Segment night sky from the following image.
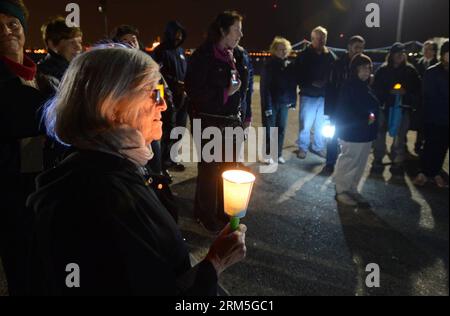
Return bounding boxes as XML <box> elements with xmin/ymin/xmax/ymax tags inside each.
<box><xmin>25</xmin><ymin>0</ymin><xmax>449</xmax><ymax>50</ymax></box>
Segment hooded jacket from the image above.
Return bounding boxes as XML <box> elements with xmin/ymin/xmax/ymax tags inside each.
<box><xmin>27</xmin><ymin>150</ymin><xmax>218</xmax><ymax>296</ymax></box>
<box><xmin>152</xmin><ymin>21</ymin><xmax>187</xmax><ymax>92</ymax></box>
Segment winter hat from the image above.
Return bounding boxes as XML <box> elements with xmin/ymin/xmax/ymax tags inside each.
<box><xmin>390</xmin><ymin>42</ymin><xmax>406</xmax><ymax>54</ymax></box>
<box><xmin>0</xmin><ymin>0</ymin><xmax>27</xmax><ymax>31</ymax></box>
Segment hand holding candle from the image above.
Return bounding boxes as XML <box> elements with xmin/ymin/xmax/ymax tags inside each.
<box><xmin>222</xmin><ymin>170</ymin><xmax>256</xmax><ymax>231</ymax></box>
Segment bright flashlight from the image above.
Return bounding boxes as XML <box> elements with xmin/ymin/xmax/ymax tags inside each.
<box><xmin>322</xmin><ymin>124</ymin><xmax>336</xmax><ymax>139</ymax></box>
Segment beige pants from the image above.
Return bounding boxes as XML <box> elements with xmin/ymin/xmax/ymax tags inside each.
<box><xmin>334</xmin><ymin>141</ymin><xmax>372</xmax><ymax>195</ymax></box>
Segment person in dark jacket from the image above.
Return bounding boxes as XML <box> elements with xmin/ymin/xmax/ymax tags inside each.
<box><xmin>260</xmin><ymin>37</ymin><xmax>297</xmax><ymax>164</ymax></box>
<box><xmin>334</xmin><ymin>54</ymin><xmax>379</xmax><ymax>206</ymax></box>
<box><xmin>152</xmin><ymin>21</ymin><xmax>188</xmax><ymax>172</ymax></box>
<box><xmin>372</xmin><ymin>43</ymin><xmax>421</xmax><ymax>173</ymax></box>
<box><xmin>413</xmin><ymin>40</ymin><xmax>439</xmax><ymax>155</ymax></box>
<box><xmin>414</xmin><ymin>41</ymin><xmax>449</xmax><ymax>188</ymax></box>
<box><xmin>28</xmin><ymin>47</ymin><xmax>247</xmax><ymax>296</ymax></box>
<box><xmin>324</xmin><ymin>35</ymin><xmax>366</xmax><ymax>173</ymax></box>
<box><xmin>185</xmin><ymin>11</ymin><xmax>249</xmax><ymax>233</ymax></box>
<box><xmin>238</xmin><ymin>45</ymin><xmax>254</xmax><ymax>126</ymax></box>
<box><xmin>295</xmin><ymin>26</ymin><xmax>337</xmax><ymax>160</ymax></box>
<box><xmin>38</xmin><ymin>17</ymin><xmax>83</xmax><ymax>169</ymax></box>
<box><xmin>0</xmin><ymin>0</ymin><xmax>49</xmax><ymax>295</ymax></box>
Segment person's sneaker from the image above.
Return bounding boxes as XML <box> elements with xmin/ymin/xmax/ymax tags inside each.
<box><xmin>278</xmin><ymin>157</ymin><xmax>286</xmax><ymax>164</ymax></box>
<box><xmin>296</xmin><ymin>149</ymin><xmax>307</xmax><ymax>159</ymax></box>
<box><xmin>413</xmin><ymin>173</ymin><xmax>428</xmax><ymax>186</ymax></box>
<box><xmin>311</xmin><ymin>149</ymin><xmax>327</xmax><ymax>159</ymax></box>
<box><xmin>434</xmin><ymin>175</ymin><xmax>448</xmax><ymax>188</ymax></box>
<box><xmin>260</xmin><ymin>158</ymin><xmax>275</xmax><ymax>165</ymax></box>
<box><xmin>336</xmin><ymin>193</ymin><xmax>358</xmax><ymax>206</ymax></box>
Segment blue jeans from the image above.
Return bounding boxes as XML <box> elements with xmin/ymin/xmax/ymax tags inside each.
<box><xmin>298</xmin><ymin>96</ymin><xmax>326</xmax><ymax>152</ymax></box>
<box><xmin>266</xmin><ymin>103</ymin><xmax>289</xmax><ymax>157</ymax></box>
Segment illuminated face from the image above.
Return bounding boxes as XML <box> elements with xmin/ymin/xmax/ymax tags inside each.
<box><xmin>221</xmin><ymin>20</ymin><xmax>243</xmax><ymax>49</ymax></box>
<box><xmin>311</xmin><ymin>31</ymin><xmax>327</xmax><ymax>50</ymax></box>
<box><xmin>136</xmin><ymin>85</ymin><xmax>168</xmax><ymax>144</ymax></box>
<box><xmin>53</xmin><ymin>36</ymin><xmax>83</xmax><ymax>62</ymax></box>
<box><xmin>348</xmin><ymin>42</ymin><xmax>365</xmax><ymax>58</ymax></box>
<box><xmin>120</xmin><ymin>33</ymin><xmax>140</xmax><ymax>50</ymax></box>
<box><xmin>0</xmin><ymin>13</ymin><xmax>25</xmax><ymax>59</ymax></box>
<box><xmin>274</xmin><ymin>43</ymin><xmax>290</xmax><ymax>59</ymax></box>
<box><xmin>357</xmin><ymin>63</ymin><xmax>372</xmax><ymax>82</ymax></box>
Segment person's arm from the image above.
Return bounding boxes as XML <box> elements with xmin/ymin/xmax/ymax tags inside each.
<box><xmin>260</xmin><ymin>62</ymin><xmax>273</xmax><ymax>116</ymax></box>
<box><xmin>244</xmin><ymin>54</ymin><xmax>255</xmax><ymax>123</ymax></box>
<box><xmin>373</xmin><ymin>67</ymin><xmax>389</xmax><ymax>106</ymax></box>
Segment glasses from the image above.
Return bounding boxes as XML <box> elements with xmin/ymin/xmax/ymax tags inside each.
<box><xmin>151</xmin><ymin>84</ymin><xmax>165</xmax><ymax>105</ymax></box>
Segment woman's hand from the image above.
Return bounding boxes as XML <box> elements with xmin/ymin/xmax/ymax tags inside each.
<box><xmin>205</xmin><ymin>224</ymin><xmax>247</xmax><ymax>276</ymax></box>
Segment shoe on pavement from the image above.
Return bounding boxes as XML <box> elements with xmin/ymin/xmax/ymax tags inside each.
<box><xmin>434</xmin><ymin>175</ymin><xmax>448</xmax><ymax>188</ymax></box>
<box><xmin>260</xmin><ymin>158</ymin><xmax>275</xmax><ymax>165</ymax></box>
<box><xmin>296</xmin><ymin>149</ymin><xmax>307</xmax><ymax>159</ymax></box>
<box><xmin>336</xmin><ymin>193</ymin><xmax>358</xmax><ymax>206</ymax></box>
<box><xmin>278</xmin><ymin>157</ymin><xmax>286</xmax><ymax>164</ymax></box>
<box><xmin>413</xmin><ymin>173</ymin><xmax>428</xmax><ymax>186</ymax></box>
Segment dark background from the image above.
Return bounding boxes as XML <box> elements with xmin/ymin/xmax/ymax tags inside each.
<box><xmin>25</xmin><ymin>0</ymin><xmax>449</xmax><ymax>50</ymax></box>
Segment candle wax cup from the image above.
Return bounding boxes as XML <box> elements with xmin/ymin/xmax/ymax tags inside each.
<box><xmin>222</xmin><ymin>170</ymin><xmax>256</xmax><ymax>219</ymax></box>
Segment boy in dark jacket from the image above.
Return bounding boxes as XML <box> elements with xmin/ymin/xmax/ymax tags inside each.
<box><xmin>334</xmin><ymin>54</ymin><xmax>379</xmax><ymax>206</ymax></box>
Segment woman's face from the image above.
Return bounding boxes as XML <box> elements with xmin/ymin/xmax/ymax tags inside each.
<box><xmin>274</xmin><ymin>43</ymin><xmax>289</xmax><ymax>59</ymax></box>
<box><xmin>135</xmin><ymin>85</ymin><xmax>168</xmax><ymax>144</ymax></box>
<box><xmin>0</xmin><ymin>14</ymin><xmax>25</xmax><ymax>58</ymax></box>
<box><xmin>357</xmin><ymin>64</ymin><xmax>372</xmax><ymax>82</ymax></box>
<box><xmin>221</xmin><ymin>20</ymin><xmax>243</xmax><ymax>49</ymax></box>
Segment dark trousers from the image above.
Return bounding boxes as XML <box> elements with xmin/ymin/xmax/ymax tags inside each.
<box><xmin>0</xmin><ymin>173</ymin><xmax>36</xmax><ymax>296</ymax></box>
<box><xmin>421</xmin><ymin>124</ymin><xmax>449</xmax><ymax>177</ymax></box>
<box><xmin>265</xmin><ymin>104</ymin><xmax>289</xmax><ymax>157</ymax></box>
<box><xmin>326</xmin><ymin>132</ymin><xmax>340</xmax><ymax>167</ymax></box>
<box><xmin>161</xmin><ymin>98</ymin><xmax>188</xmax><ymax>168</ymax></box>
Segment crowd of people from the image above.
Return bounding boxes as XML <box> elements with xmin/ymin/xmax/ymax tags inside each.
<box><xmin>0</xmin><ymin>0</ymin><xmax>448</xmax><ymax>296</ymax></box>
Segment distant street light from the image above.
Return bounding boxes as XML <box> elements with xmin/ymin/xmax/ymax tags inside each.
<box><xmin>98</xmin><ymin>0</ymin><xmax>109</xmax><ymax>38</ymax></box>
<box><xmin>396</xmin><ymin>0</ymin><xmax>405</xmax><ymax>42</ymax></box>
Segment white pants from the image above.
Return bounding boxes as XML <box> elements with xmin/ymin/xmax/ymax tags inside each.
<box><xmin>334</xmin><ymin>141</ymin><xmax>372</xmax><ymax>195</ymax></box>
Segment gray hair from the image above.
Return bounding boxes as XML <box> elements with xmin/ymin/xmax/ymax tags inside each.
<box><xmin>45</xmin><ymin>46</ymin><xmax>160</xmax><ymax>145</ymax></box>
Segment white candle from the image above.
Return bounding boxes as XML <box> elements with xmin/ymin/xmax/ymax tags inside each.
<box><xmin>222</xmin><ymin>170</ymin><xmax>256</xmax><ymax>219</ymax></box>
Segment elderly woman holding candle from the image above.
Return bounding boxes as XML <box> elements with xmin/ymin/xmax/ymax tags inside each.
<box><xmin>27</xmin><ymin>47</ymin><xmax>247</xmax><ymax>296</ymax></box>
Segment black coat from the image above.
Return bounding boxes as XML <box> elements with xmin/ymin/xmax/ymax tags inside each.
<box><xmin>185</xmin><ymin>42</ymin><xmax>249</xmax><ymax>120</ymax></box>
<box><xmin>415</xmin><ymin>57</ymin><xmax>439</xmax><ymax>77</ymax></box>
<box><xmin>152</xmin><ymin>21</ymin><xmax>188</xmax><ymax>97</ymax></box>
<box><xmin>37</xmin><ymin>50</ymin><xmax>70</xmax><ymax>96</ymax></box>
<box><xmin>325</xmin><ymin>54</ymin><xmax>352</xmax><ymax>116</ymax></box>
<box><xmin>27</xmin><ymin>150</ymin><xmax>218</xmax><ymax>296</ymax></box>
<box><xmin>295</xmin><ymin>45</ymin><xmax>337</xmax><ymax>98</ymax></box>
<box><xmin>423</xmin><ymin>63</ymin><xmax>449</xmax><ymax>127</ymax></box>
<box><xmin>0</xmin><ymin>59</ymin><xmax>47</xmax><ymax>175</ymax></box>
<box><xmin>260</xmin><ymin>56</ymin><xmax>297</xmax><ymax>111</ymax></box>
<box><xmin>335</xmin><ymin>78</ymin><xmax>380</xmax><ymax>143</ymax></box>
<box><xmin>373</xmin><ymin>62</ymin><xmax>421</xmax><ymax>111</ymax></box>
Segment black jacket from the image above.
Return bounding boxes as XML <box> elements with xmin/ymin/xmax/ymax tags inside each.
<box><xmin>415</xmin><ymin>57</ymin><xmax>439</xmax><ymax>77</ymax></box>
<box><xmin>152</xmin><ymin>21</ymin><xmax>187</xmax><ymax>98</ymax></box>
<box><xmin>423</xmin><ymin>63</ymin><xmax>449</xmax><ymax>127</ymax></box>
<box><xmin>335</xmin><ymin>78</ymin><xmax>380</xmax><ymax>143</ymax></box>
<box><xmin>37</xmin><ymin>50</ymin><xmax>70</xmax><ymax>96</ymax></box>
<box><xmin>373</xmin><ymin>62</ymin><xmax>421</xmax><ymax>111</ymax></box>
<box><xmin>239</xmin><ymin>46</ymin><xmax>254</xmax><ymax>122</ymax></box>
<box><xmin>0</xmin><ymin>59</ymin><xmax>47</xmax><ymax>176</ymax></box>
<box><xmin>185</xmin><ymin>42</ymin><xmax>249</xmax><ymax>121</ymax></box>
<box><xmin>295</xmin><ymin>45</ymin><xmax>337</xmax><ymax>98</ymax></box>
<box><xmin>325</xmin><ymin>53</ymin><xmax>352</xmax><ymax>116</ymax></box>
<box><xmin>260</xmin><ymin>56</ymin><xmax>297</xmax><ymax>111</ymax></box>
<box><xmin>27</xmin><ymin>150</ymin><xmax>218</xmax><ymax>296</ymax></box>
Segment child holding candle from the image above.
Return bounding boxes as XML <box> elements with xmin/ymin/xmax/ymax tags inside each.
<box><xmin>334</xmin><ymin>54</ymin><xmax>380</xmax><ymax>206</ymax></box>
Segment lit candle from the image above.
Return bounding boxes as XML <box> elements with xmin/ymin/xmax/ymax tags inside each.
<box><xmin>393</xmin><ymin>83</ymin><xmax>402</xmax><ymax>90</ymax></box>
<box><xmin>222</xmin><ymin>170</ymin><xmax>256</xmax><ymax>231</ymax></box>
